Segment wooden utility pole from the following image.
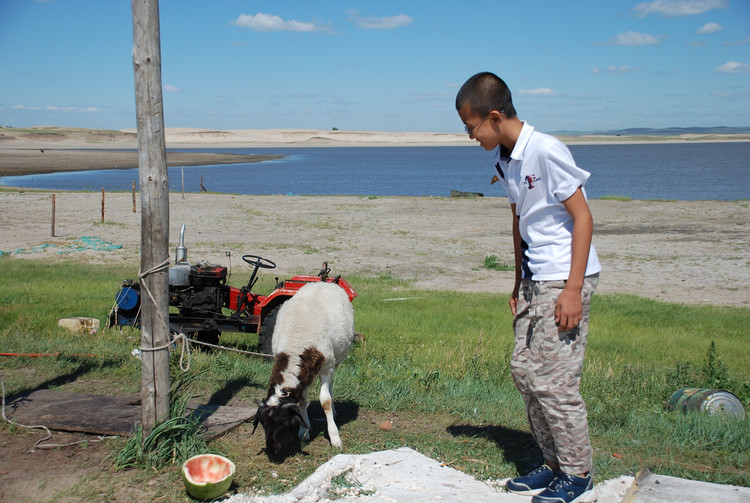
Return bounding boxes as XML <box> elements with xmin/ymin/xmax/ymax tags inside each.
<box><xmin>131</xmin><ymin>0</ymin><xmax>170</xmax><ymax>431</ymax></box>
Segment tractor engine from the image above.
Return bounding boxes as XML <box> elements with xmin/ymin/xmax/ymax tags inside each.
<box><xmin>170</xmin><ymin>261</ymin><xmax>228</xmax><ymax>319</ymax></box>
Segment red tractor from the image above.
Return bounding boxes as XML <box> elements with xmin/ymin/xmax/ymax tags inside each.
<box><xmin>108</xmin><ymin>225</ymin><xmax>356</xmax><ymax>354</ymax></box>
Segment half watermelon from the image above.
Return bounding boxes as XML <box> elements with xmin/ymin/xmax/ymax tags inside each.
<box><xmin>181</xmin><ymin>454</ymin><xmax>235</xmax><ymax>500</ymax></box>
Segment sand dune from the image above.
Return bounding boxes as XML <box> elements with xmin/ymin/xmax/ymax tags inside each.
<box><xmin>3</xmin><ymin>125</ymin><xmax>746</xmax><ymax>151</ymax></box>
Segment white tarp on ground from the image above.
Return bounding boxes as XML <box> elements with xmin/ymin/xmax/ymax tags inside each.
<box><xmin>224</xmin><ymin>447</ymin><xmax>637</xmax><ymax>503</ymax></box>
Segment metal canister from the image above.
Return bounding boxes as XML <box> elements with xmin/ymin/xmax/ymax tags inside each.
<box><xmin>668</xmin><ymin>388</ymin><xmax>746</xmax><ymax>419</ymax></box>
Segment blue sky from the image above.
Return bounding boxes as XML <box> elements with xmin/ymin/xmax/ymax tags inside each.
<box><xmin>1</xmin><ymin>0</ymin><xmax>748</xmax><ymax>133</ymax></box>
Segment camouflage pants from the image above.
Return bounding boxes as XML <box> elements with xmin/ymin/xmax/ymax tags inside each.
<box><xmin>510</xmin><ymin>274</ymin><xmax>599</xmax><ymax>475</ymax></box>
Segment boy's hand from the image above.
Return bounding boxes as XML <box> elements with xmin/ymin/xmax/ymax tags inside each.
<box><xmin>509</xmin><ymin>293</ymin><xmax>519</xmax><ymax>315</ymax></box>
<box><xmin>509</xmin><ymin>283</ymin><xmax>520</xmax><ymax>315</ymax></box>
<box><xmin>555</xmin><ymin>286</ymin><xmax>582</xmax><ymax>331</ymax></box>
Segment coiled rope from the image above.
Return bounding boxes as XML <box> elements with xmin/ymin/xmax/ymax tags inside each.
<box><xmin>139</xmin><ymin>332</ymin><xmax>272</xmax><ymax>372</ymax></box>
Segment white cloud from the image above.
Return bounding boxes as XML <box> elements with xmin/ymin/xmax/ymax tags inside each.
<box><xmin>723</xmin><ymin>36</ymin><xmax>750</xmax><ymax>46</ymax></box>
<box><xmin>697</xmin><ymin>22</ymin><xmax>722</xmax><ymax>34</ymax></box>
<box><xmin>633</xmin><ymin>0</ymin><xmax>728</xmax><ymax>18</ymax></box>
<box><xmin>44</xmin><ymin>106</ymin><xmax>100</xmax><ymax>113</ymax></box>
<box><xmin>712</xmin><ymin>90</ymin><xmax>750</xmax><ymax>97</ymax></box>
<box><xmin>715</xmin><ymin>61</ymin><xmax>750</xmax><ymax>74</ymax></box>
<box><xmin>605</xmin><ymin>31</ymin><xmax>665</xmax><ymax>46</ymax></box>
<box><xmin>591</xmin><ymin>65</ymin><xmax>642</xmax><ymax>75</ymax></box>
<box><xmin>231</xmin><ymin>13</ymin><xmax>330</xmax><ymax>33</ymax></box>
<box><xmin>164</xmin><ymin>84</ymin><xmax>183</xmax><ymax>93</ymax></box>
<box><xmin>12</xmin><ymin>105</ymin><xmax>40</xmax><ymax>110</ymax></box>
<box><xmin>406</xmin><ymin>90</ymin><xmax>451</xmax><ymax>103</ymax></box>
<box><xmin>518</xmin><ymin>88</ymin><xmax>556</xmax><ymax>97</ymax></box>
<box><xmin>347</xmin><ymin>11</ymin><xmax>413</xmax><ymax>30</ymax></box>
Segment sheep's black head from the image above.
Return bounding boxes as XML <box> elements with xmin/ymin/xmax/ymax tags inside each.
<box><xmin>252</xmin><ymin>398</ymin><xmax>308</xmax><ymax>456</ymax></box>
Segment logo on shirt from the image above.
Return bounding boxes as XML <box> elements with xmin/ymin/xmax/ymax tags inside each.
<box><xmin>524</xmin><ymin>174</ymin><xmax>541</xmax><ymax>189</ymax></box>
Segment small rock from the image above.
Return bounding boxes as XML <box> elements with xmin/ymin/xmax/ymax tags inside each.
<box><xmin>58</xmin><ymin>317</ymin><xmax>100</xmax><ymax>333</ymax></box>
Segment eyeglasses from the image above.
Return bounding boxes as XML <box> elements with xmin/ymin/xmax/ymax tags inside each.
<box><xmin>464</xmin><ymin>110</ymin><xmax>502</xmax><ymax>136</ymax></box>
<box><xmin>464</xmin><ymin>113</ymin><xmax>489</xmax><ymax>136</ymax></box>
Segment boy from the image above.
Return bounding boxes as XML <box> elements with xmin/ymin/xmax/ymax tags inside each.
<box><xmin>455</xmin><ymin>72</ymin><xmax>601</xmax><ymax>503</ymax></box>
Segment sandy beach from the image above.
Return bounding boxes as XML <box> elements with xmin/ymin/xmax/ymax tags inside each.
<box><xmin>1</xmin><ymin>127</ymin><xmax>748</xmax><ymax>307</ymax></box>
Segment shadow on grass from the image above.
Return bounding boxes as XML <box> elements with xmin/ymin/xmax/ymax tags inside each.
<box><xmin>8</xmin><ymin>354</ymin><xmax>124</xmax><ymax>397</ymax></box>
<box><xmin>3</xmin><ymin>355</ymin><xmax>129</xmax><ymax>426</ymax></box>
<box><xmin>447</xmin><ymin>423</ymin><xmax>540</xmax><ymax>472</ymax></box>
<box><xmin>205</xmin><ymin>376</ymin><xmax>266</xmax><ymax>406</ymax></box>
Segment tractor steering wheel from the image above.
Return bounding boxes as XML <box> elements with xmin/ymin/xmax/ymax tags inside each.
<box><xmin>241</xmin><ymin>254</ymin><xmax>276</xmax><ymax>270</ymax></box>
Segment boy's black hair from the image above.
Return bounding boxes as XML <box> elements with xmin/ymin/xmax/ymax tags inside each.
<box><xmin>455</xmin><ymin>72</ymin><xmax>517</xmax><ymax>119</ymax></box>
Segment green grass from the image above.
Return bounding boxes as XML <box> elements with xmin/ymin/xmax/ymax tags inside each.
<box><xmin>114</xmin><ymin>373</ymin><xmax>216</xmax><ymax>470</ymax></box>
<box><xmin>598</xmin><ymin>195</ymin><xmax>632</xmax><ymax>202</ymax></box>
<box><xmin>1</xmin><ymin>258</ymin><xmax>748</xmax><ymax>500</ymax></box>
<box><xmin>483</xmin><ymin>254</ymin><xmax>514</xmax><ymax>271</ymax></box>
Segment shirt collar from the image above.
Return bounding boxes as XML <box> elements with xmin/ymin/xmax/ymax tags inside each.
<box><xmin>509</xmin><ymin>121</ymin><xmax>534</xmax><ymax>161</ymax></box>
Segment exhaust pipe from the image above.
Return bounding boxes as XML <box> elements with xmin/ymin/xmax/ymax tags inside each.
<box><xmin>175</xmin><ymin>224</ymin><xmax>187</xmax><ymax>264</ymax></box>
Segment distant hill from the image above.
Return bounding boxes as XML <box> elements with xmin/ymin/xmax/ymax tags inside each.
<box><xmin>550</xmin><ymin>126</ymin><xmax>750</xmax><ymax>136</ymax></box>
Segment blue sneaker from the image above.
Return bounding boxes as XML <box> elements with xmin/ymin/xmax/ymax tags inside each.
<box><xmin>505</xmin><ymin>464</ymin><xmax>556</xmax><ymax>495</ymax></box>
<box><xmin>531</xmin><ymin>472</ymin><xmax>593</xmax><ymax>503</ymax></box>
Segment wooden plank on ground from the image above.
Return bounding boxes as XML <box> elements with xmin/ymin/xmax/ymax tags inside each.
<box><xmin>187</xmin><ymin>403</ymin><xmax>258</xmax><ymax>440</ymax></box>
<box><xmin>4</xmin><ymin>390</ymin><xmax>256</xmax><ymax>440</ymax></box>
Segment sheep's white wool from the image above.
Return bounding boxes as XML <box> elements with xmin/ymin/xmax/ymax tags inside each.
<box><xmin>262</xmin><ymin>281</ymin><xmax>355</xmax><ymax>450</ymax></box>
<box><xmin>272</xmin><ymin>281</ymin><xmax>354</xmax><ymax>365</ymax></box>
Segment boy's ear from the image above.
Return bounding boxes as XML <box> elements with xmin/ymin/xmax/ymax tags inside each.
<box><xmin>490</xmin><ymin>110</ymin><xmax>504</xmax><ymax>122</ymax></box>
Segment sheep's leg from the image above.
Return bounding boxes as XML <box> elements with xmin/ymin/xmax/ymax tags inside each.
<box><xmin>319</xmin><ymin>372</ymin><xmax>342</xmax><ymax>448</ymax></box>
<box><xmin>298</xmin><ymin>389</ymin><xmax>311</xmax><ymax>443</ymax></box>
<box><xmin>329</xmin><ymin>379</ymin><xmax>337</xmax><ymax>418</ymax></box>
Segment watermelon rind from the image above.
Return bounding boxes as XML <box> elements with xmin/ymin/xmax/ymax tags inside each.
<box><xmin>182</xmin><ymin>454</ymin><xmax>235</xmax><ymax>500</ymax></box>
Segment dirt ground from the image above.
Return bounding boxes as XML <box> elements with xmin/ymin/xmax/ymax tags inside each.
<box><xmin>0</xmin><ymin>429</ymin><xmax>116</xmax><ymax>502</ymax></box>
<box><xmin>1</xmin><ymin>137</ymin><xmax>749</xmax><ymax>501</ymax></box>
<box><xmin>1</xmin><ymin>190</ymin><xmax>748</xmax><ymax>307</ymax></box>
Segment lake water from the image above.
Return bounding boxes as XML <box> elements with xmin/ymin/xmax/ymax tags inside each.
<box><xmin>2</xmin><ymin>142</ymin><xmax>748</xmax><ymax>201</ymax></box>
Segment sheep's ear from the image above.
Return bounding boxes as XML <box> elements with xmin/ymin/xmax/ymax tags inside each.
<box><xmin>252</xmin><ymin>400</ymin><xmax>267</xmax><ymax>434</ymax></box>
<box><xmin>282</xmin><ymin>402</ymin><xmax>311</xmax><ymax>430</ymax></box>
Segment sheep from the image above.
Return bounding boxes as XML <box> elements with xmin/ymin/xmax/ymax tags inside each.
<box><xmin>252</xmin><ymin>281</ymin><xmax>355</xmax><ymax>455</ymax></box>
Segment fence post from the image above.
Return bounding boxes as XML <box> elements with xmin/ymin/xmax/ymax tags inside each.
<box><xmin>51</xmin><ymin>194</ymin><xmax>56</xmax><ymax>237</ymax></box>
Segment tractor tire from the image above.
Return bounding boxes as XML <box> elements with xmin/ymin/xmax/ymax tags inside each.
<box><xmin>258</xmin><ymin>305</ymin><xmax>281</xmax><ymax>359</ymax></box>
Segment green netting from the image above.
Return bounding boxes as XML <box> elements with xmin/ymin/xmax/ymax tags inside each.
<box><xmin>1</xmin><ymin>236</ymin><xmax>123</xmax><ymax>256</ymax></box>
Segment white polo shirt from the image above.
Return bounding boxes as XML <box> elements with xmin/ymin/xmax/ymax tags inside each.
<box><xmin>494</xmin><ymin>122</ymin><xmax>601</xmax><ymax>281</ymax></box>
